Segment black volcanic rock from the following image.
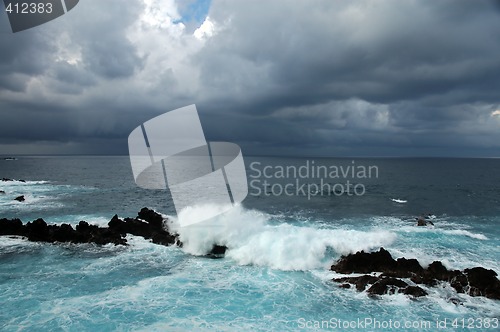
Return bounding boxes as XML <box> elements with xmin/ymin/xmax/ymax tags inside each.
<box><xmin>0</xmin><ymin>208</ymin><xmax>233</xmax><ymax>258</ymax></box>
<box><xmin>403</xmin><ymin>286</ymin><xmax>428</xmax><ymax>297</ymax></box>
<box><xmin>0</xmin><ymin>218</ymin><xmax>24</xmax><ymax>235</ymax></box>
<box><xmin>394</xmin><ymin>257</ymin><xmax>425</xmax><ymax>275</ymax></box>
<box><xmin>367</xmin><ymin>277</ymin><xmax>409</xmax><ymax>296</ymax></box>
<box><xmin>25</xmin><ymin>218</ymin><xmax>49</xmax><ymax>241</ymax></box>
<box><xmin>333</xmin><ymin>275</ymin><xmax>379</xmax><ymax>291</ymax></box>
<box><xmin>0</xmin><ymin>190</ymin><xmax>5</xmax><ymax>194</ymax></box>
<box><xmin>206</xmin><ymin>244</ymin><xmax>227</xmax><ymax>259</ymax></box>
<box><xmin>107</xmin><ymin>210</ymin><xmax>177</xmax><ymax>246</ymax></box>
<box><xmin>0</xmin><ymin>208</ymin><xmax>178</xmax><ymax>247</ymax></box>
<box><xmin>330</xmin><ymin>247</ymin><xmax>396</xmax><ymax>274</ymax></box>
<box><xmin>334</xmin><ymin>274</ymin><xmax>428</xmax><ymax>298</ymax></box>
<box><xmin>138</xmin><ymin>207</ymin><xmax>164</xmax><ymax>228</ymax></box>
<box><xmin>331</xmin><ymin>248</ymin><xmax>500</xmax><ymax>300</ymax></box>
<box><xmin>1</xmin><ymin>178</ymin><xmax>25</xmax><ymax>182</ymax></box>
<box><xmin>52</xmin><ymin>223</ymin><xmax>76</xmax><ymax>242</ymax></box>
<box><xmin>463</xmin><ymin>267</ymin><xmax>500</xmax><ymax>300</ymax></box>
<box><xmin>331</xmin><ymin>248</ymin><xmax>426</xmax><ymax>278</ymax></box>
<box><xmin>14</xmin><ymin>195</ymin><xmax>25</xmax><ymax>202</ymax></box>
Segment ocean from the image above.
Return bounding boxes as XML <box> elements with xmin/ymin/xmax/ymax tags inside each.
<box><xmin>0</xmin><ymin>156</ymin><xmax>499</xmax><ymax>331</ymax></box>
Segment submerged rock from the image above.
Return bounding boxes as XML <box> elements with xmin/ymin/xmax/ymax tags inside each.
<box><xmin>333</xmin><ymin>274</ymin><xmax>428</xmax><ymax>298</ymax></box>
<box><xmin>334</xmin><ymin>274</ymin><xmax>379</xmax><ymax>291</ymax></box>
<box><xmin>416</xmin><ymin>217</ymin><xmax>434</xmax><ymax>226</ymax></box>
<box><xmin>206</xmin><ymin>244</ymin><xmax>228</xmax><ymax>259</ymax></box>
<box><xmin>366</xmin><ymin>277</ymin><xmax>409</xmax><ymax>296</ymax></box>
<box><xmin>331</xmin><ymin>248</ymin><xmax>500</xmax><ymax>300</ymax></box>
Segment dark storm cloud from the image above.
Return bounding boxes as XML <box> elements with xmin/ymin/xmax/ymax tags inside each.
<box><xmin>0</xmin><ymin>0</ymin><xmax>154</xmax><ymax>153</ymax></box>
<box><xmin>199</xmin><ymin>0</ymin><xmax>500</xmax><ymax>106</ymax></box>
<box><xmin>0</xmin><ymin>15</ymin><xmax>56</xmax><ymax>91</ymax></box>
<box><xmin>47</xmin><ymin>62</ymin><xmax>96</xmax><ymax>95</ymax></box>
<box><xmin>1</xmin><ymin>0</ymin><xmax>500</xmax><ymax>156</ymax></box>
<box><xmin>193</xmin><ymin>0</ymin><xmax>500</xmax><ymax>155</ymax></box>
<box><xmin>65</xmin><ymin>1</ymin><xmax>145</xmax><ymax>79</ymax></box>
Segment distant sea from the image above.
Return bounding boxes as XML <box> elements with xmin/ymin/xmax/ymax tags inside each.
<box><xmin>1</xmin><ymin>156</ymin><xmax>499</xmax><ymax>331</ymax></box>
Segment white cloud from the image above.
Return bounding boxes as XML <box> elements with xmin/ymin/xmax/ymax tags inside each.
<box><xmin>140</xmin><ymin>0</ymin><xmax>183</xmax><ymax>32</ymax></box>
<box><xmin>193</xmin><ymin>16</ymin><xmax>215</xmax><ymax>40</ymax></box>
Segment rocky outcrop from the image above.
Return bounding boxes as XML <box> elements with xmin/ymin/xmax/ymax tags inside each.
<box><xmin>0</xmin><ymin>208</ymin><xmax>176</xmax><ymax>247</ymax></box>
<box><xmin>0</xmin><ymin>217</ymin><xmax>126</xmax><ymax>245</ymax></box>
<box><xmin>331</xmin><ymin>248</ymin><xmax>500</xmax><ymax>300</ymax></box>
<box><xmin>14</xmin><ymin>195</ymin><xmax>25</xmax><ymax>202</ymax></box>
<box><xmin>107</xmin><ymin>207</ymin><xmax>178</xmax><ymax>246</ymax></box>
<box><xmin>1</xmin><ymin>178</ymin><xmax>25</xmax><ymax>182</ymax></box>
<box><xmin>0</xmin><ymin>208</ymin><xmax>227</xmax><ymax>257</ymax></box>
<box><xmin>206</xmin><ymin>244</ymin><xmax>227</xmax><ymax>258</ymax></box>
<box><xmin>416</xmin><ymin>214</ymin><xmax>435</xmax><ymax>226</ymax></box>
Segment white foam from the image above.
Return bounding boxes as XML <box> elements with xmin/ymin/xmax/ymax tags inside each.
<box><xmin>443</xmin><ymin>229</ymin><xmax>488</xmax><ymax>240</ymax></box>
<box><xmin>169</xmin><ymin>204</ymin><xmax>397</xmax><ymax>271</ymax></box>
<box><xmin>391</xmin><ymin>198</ymin><xmax>407</xmax><ymax>204</ymax></box>
<box><xmin>46</xmin><ymin>215</ymin><xmax>112</xmax><ymax>228</ymax></box>
<box><xmin>0</xmin><ymin>180</ymin><xmax>49</xmax><ymax>186</ymax></box>
<box><xmin>0</xmin><ymin>235</ymin><xmax>31</xmax><ymax>247</ymax></box>
<box><xmin>370</xmin><ymin>215</ymin><xmax>489</xmax><ymax>241</ymax></box>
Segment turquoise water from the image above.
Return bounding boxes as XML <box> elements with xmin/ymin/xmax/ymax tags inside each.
<box><xmin>1</xmin><ymin>157</ymin><xmax>499</xmax><ymax>331</ymax></box>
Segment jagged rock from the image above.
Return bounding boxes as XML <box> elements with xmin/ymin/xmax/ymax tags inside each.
<box><xmin>14</xmin><ymin>195</ymin><xmax>25</xmax><ymax>202</ymax></box>
<box><xmin>0</xmin><ymin>208</ymin><xmax>236</xmax><ymax>259</ymax></box>
<box><xmin>0</xmin><ymin>218</ymin><xmax>24</xmax><ymax>235</ymax></box>
<box><xmin>334</xmin><ymin>273</ymin><xmax>428</xmax><ymax>298</ymax></box>
<box><xmin>331</xmin><ymin>248</ymin><xmax>500</xmax><ymax>300</ymax></box>
<box><xmin>1</xmin><ymin>178</ymin><xmax>25</xmax><ymax>182</ymax></box>
<box><xmin>137</xmin><ymin>207</ymin><xmax>164</xmax><ymax>228</ymax></box>
<box><xmin>25</xmin><ymin>218</ymin><xmax>49</xmax><ymax>241</ymax></box>
<box><xmin>0</xmin><ymin>208</ymin><xmax>177</xmax><ymax>247</ymax></box>
<box><xmin>107</xmin><ymin>210</ymin><xmax>177</xmax><ymax>246</ymax></box>
<box><xmin>395</xmin><ymin>257</ymin><xmax>424</xmax><ymax>274</ymax></box>
<box><xmin>463</xmin><ymin>267</ymin><xmax>500</xmax><ymax>300</ymax></box>
<box><xmin>206</xmin><ymin>244</ymin><xmax>227</xmax><ymax>259</ymax></box>
<box><xmin>331</xmin><ymin>247</ymin><xmax>396</xmax><ymax>274</ymax></box>
<box><xmin>411</xmin><ymin>261</ymin><xmax>465</xmax><ymax>287</ymax></box>
<box><xmin>416</xmin><ymin>217</ymin><xmax>433</xmax><ymax>226</ymax></box>
<box><xmin>331</xmin><ymin>248</ymin><xmax>423</xmax><ymax>278</ymax></box>
<box><xmin>52</xmin><ymin>223</ymin><xmax>76</xmax><ymax>242</ymax></box>
<box><xmin>448</xmin><ymin>297</ymin><xmax>463</xmax><ymax>305</ymax></box>
<box><xmin>333</xmin><ymin>275</ymin><xmax>379</xmax><ymax>291</ymax></box>
<box><xmin>367</xmin><ymin>277</ymin><xmax>409</xmax><ymax>295</ymax></box>
<box><xmin>417</xmin><ymin>218</ymin><xmax>427</xmax><ymax>226</ymax></box>
<box><xmin>403</xmin><ymin>285</ymin><xmax>428</xmax><ymax>297</ymax></box>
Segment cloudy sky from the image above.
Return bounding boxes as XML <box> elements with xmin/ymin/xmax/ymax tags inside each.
<box><xmin>1</xmin><ymin>0</ymin><xmax>500</xmax><ymax>157</ymax></box>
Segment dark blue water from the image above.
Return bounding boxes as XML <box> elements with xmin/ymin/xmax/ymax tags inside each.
<box><xmin>1</xmin><ymin>156</ymin><xmax>499</xmax><ymax>331</ymax></box>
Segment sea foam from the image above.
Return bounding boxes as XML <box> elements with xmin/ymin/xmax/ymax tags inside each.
<box><xmin>169</xmin><ymin>204</ymin><xmax>397</xmax><ymax>271</ymax></box>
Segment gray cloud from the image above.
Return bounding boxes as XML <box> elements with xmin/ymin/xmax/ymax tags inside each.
<box><xmin>0</xmin><ymin>0</ymin><xmax>500</xmax><ymax>156</ymax></box>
